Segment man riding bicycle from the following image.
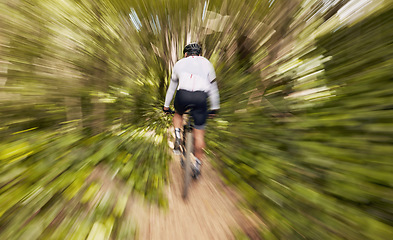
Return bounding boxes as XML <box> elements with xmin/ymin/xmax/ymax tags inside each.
<box><xmin>163</xmin><ymin>43</ymin><xmax>220</xmax><ymax>176</ymax></box>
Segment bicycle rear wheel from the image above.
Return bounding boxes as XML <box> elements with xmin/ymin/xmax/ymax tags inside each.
<box><xmin>182</xmin><ymin>130</ymin><xmax>193</xmax><ymax>199</ymax></box>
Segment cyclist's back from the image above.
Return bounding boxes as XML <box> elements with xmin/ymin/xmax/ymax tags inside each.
<box><xmin>172</xmin><ymin>56</ymin><xmax>216</xmax><ymax>93</ymax></box>
<box><xmin>164</xmin><ymin>54</ymin><xmax>219</xmax><ymax>113</ymax></box>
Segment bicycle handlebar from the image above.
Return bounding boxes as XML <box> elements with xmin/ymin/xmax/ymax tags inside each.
<box><xmin>163</xmin><ymin>106</ymin><xmax>218</xmax><ymax>116</ymax></box>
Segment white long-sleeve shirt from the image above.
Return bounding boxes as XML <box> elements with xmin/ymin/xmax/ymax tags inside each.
<box><xmin>164</xmin><ymin>56</ymin><xmax>220</xmax><ymax>109</ymax></box>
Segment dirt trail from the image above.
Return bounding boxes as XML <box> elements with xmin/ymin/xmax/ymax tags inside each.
<box><xmin>130</xmin><ymin>154</ymin><xmax>262</xmax><ymax>240</ymax></box>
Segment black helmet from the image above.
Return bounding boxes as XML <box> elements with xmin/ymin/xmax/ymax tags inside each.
<box><xmin>183</xmin><ymin>43</ymin><xmax>201</xmax><ymax>55</ymax></box>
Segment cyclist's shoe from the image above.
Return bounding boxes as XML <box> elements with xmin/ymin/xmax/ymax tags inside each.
<box><xmin>192</xmin><ymin>159</ymin><xmax>202</xmax><ymax>179</ymax></box>
<box><xmin>173</xmin><ymin>137</ymin><xmax>181</xmax><ymax>155</ymax></box>
<box><xmin>192</xmin><ymin>166</ymin><xmax>201</xmax><ymax>179</ymax></box>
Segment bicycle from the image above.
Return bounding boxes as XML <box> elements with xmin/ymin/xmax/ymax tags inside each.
<box><xmin>166</xmin><ymin>107</ymin><xmax>216</xmax><ymax>199</ymax></box>
<box><xmin>175</xmin><ymin>109</ymin><xmax>198</xmax><ymax>199</ymax></box>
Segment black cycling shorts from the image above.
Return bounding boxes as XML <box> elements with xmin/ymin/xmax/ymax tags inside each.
<box><xmin>174</xmin><ymin>90</ymin><xmax>208</xmax><ymax>129</ymax></box>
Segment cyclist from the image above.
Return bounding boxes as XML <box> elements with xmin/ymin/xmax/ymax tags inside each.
<box><xmin>163</xmin><ymin>43</ymin><xmax>220</xmax><ymax>176</ymax></box>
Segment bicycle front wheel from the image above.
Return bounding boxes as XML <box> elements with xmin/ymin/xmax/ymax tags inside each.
<box><xmin>182</xmin><ymin>130</ymin><xmax>193</xmax><ymax>199</ymax></box>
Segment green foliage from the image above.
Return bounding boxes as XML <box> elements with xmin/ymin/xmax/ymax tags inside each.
<box><xmin>1</xmin><ymin>0</ymin><xmax>393</xmax><ymax>239</ymax></box>
<box><xmin>206</xmin><ymin>5</ymin><xmax>393</xmax><ymax>240</ymax></box>
<box><xmin>0</xmin><ymin>125</ymin><xmax>169</xmax><ymax>239</ymax></box>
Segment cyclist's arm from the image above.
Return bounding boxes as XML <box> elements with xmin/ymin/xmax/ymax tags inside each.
<box><xmin>164</xmin><ymin>78</ymin><xmax>178</xmax><ymax>108</ymax></box>
<box><xmin>206</xmin><ymin>61</ymin><xmax>219</xmax><ymax>110</ymax></box>
<box><xmin>208</xmin><ymin>80</ymin><xmax>220</xmax><ymax>110</ymax></box>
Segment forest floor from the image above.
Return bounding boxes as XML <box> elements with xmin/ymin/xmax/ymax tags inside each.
<box><xmin>128</xmin><ymin>149</ymin><xmax>264</xmax><ymax>240</ymax></box>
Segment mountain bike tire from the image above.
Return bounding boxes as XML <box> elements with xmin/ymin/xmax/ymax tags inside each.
<box><xmin>182</xmin><ymin>130</ymin><xmax>193</xmax><ymax>199</ymax></box>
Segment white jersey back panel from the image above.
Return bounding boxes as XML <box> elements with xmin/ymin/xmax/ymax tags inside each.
<box><xmin>164</xmin><ymin>55</ymin><xmax>219</xmax><ymax>109</ymax></box>
<box><xmin>172</xmin><ymin>56</ymin><xmax>216</xmax><ymax>92</ymax></box>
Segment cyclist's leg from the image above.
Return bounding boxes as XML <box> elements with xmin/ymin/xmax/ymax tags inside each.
<box><xmin>193</xmin><ymin>128</ymin><xmax>205</xmax><ymax>160</ymax></box>
<box><xmin>191</xmin><ymin>91</ymin><xmax>208</xmax><ymax>167</ymax></box>
<box><xmin>173</xmin><ymin>113</ymin><xmax>183</xmax><ymax>129</ymax></box>
<box><xmin>174</xmin><ymin>90</ymin><xmax>187</xmax><ymax>120</ymax></box>
<box><xmin>173</xmin><ymin>90</ymin><xmax>186</xmax><ymax>151</ymax></box>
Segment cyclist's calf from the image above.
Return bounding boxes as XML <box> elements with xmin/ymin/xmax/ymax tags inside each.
<box><xmin>173</xmin><ymin>113</ymin><xmax>183</xmax><ymax>129</ymax></box>
<box><xmin>193</xmin><ymin>128</ymin><xmax>205</xmax><ymax>160</ymax></box>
